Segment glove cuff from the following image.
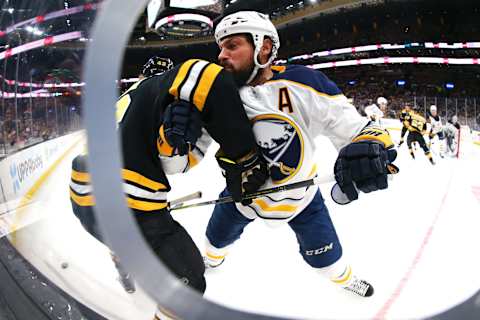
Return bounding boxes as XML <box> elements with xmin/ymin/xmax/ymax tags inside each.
<box><xmin>352</xmin><ymin>124</ymin><xmax>394</xmax><ymax>148</ymax></box>
<box><xmin>157</xmin><ymin>125</ymin><xmax>175</xmax><ymax>157</ymax></box>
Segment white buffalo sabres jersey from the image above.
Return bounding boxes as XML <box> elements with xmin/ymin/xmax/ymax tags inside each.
<box><xmin>429</xmin><ymin>114</ymin><xmax>443</xmax><ymax>134</ymax></box>
<box><xmin>364</xmin><ymin>104</ymin><xmax>384</xmax><ymax>124</ymax></box>
<box><xmin>236</xmin><ymin>65</ymin><xmax>368</xmax><ymax>224</ymax></box>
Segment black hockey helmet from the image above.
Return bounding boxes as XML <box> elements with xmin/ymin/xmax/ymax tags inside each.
<box><xmin>141</xmin><ymin>56</ymin><xmax>174</xmax><ymax>77</ymax></box>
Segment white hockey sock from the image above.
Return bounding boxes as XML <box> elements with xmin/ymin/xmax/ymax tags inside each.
<box><xmin>204</xmin><ymin>238</ymin><xmax>229</xmax><ymax>267</ymax></box>
<box><xmin>315</xmin><ymin>256</ymin><xmax>353</xmax><ymax>287</ymax></box>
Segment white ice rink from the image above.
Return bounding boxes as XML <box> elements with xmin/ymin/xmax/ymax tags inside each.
<box><xmin>7</xmin><ymin>130</ymin><xmax>480</xmax><ymax>320</ymax></box>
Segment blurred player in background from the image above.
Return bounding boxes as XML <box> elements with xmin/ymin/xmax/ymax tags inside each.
<box><xmin>140</xmin><ymin>56</ymin><xmax>174</xmax><ymax>79</ymax></box>
<box><xmin>364</xmin><ymin>96</ymin><xmax>388</xmax><ymax>125</ymax></box>
<box><xmin>427</xmin><ymin>105</ymin><xmax>445</xmax><ymax>158</ymax></box>
<box><xmin>400</xmin><ymin>106</ymin><xmax>435</xmax><ymax>164</ymax></box>
<box><xmin>444</xmin><ymin>115</ymin><xmax>461</xmax><ymax>155</ymax></box>
<box><xmin>398</xmin><ymin>103</ymin><xmax>411</xmax><ymax>147</ymax></box>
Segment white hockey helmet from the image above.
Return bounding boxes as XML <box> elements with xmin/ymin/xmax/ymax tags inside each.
<box><xmin>215</xmin><ymin>11</ymin><xmax>280</xmax><ymax>83</ymax></box>
<box><xmin>430</xmin><ymin>105</ymin><xmax>437</xmax><ymax>112</ymax></box>
<box><xmin>377</xmin><ymin>97</ymin><xmax>388</xmax><ymax>105</ymax></box>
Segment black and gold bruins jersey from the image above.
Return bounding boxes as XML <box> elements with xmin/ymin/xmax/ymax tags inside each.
<box><xmin>70</xmin><ymin>59</ymin><xmax>257</xmax><ymax>214</ymax></box>
<box><xmin>399</xmin><ymin>108</ymin><xmax>411</xmax><ymax>122</ymax></box>
<box><xmin>404</xmin><ymin>111</ymin><xmax>427</xmax><ymax>133</ymax></box>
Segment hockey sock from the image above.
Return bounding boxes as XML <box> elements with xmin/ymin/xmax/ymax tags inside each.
<box><xmin>204</xmin><ymin>239</ymin><xmax>228</xmax><ymax>268</ymax></box>
<box><xmin>316</xmin><ymin>257</ymin><xmax>374</xmax><ymax>297</ymax></box>
<box><xmin>409</xmin><ymin>148</ymin><xmax>415</xmax><ymax>159</ymax></box>
<box><xmin>315</xmin><ymin>256</ymin><xmax>352</xmax><ymax>285</ymax></box>
<box><xmin>425</xmin><ymin>151</ymin><xmax>435</xmax><ymax>164</ymax></box>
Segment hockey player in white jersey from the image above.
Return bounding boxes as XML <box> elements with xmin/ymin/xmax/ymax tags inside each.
<box><xmin>364</xmin><ymin>97</ymin><xmax>387</xmax><ymax>124</ymax></box>
<box><xmin>427</xmin><ymin>105</ymin><xmax>446</xmax><ymax>157</ymax></box>
<box><xmin>204</xmin><ymin>11</ymin><xmax>399</xmax><ymax>298</ymax></box>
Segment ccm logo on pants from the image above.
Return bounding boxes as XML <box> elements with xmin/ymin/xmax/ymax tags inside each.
<box><xmin>305</xmin><ymin>243</ymin><xmax>333</xmax><ymax>256</ymax></box>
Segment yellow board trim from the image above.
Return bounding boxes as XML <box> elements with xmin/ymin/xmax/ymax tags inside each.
<box><xmin>126</xmin><ymin>197</ymin><xmax>167</xmax><ymax>211</ymax></box>
<box><xmin>193</xmin><ymin>63</ymin><xmax>222</xmax><ymax>111</ymax></box>
<box><xmin>71</xmin><ymin>169</ymin><xmax>91</xmax><ymax>183</ymax></box>
<box><xmin>253</xmin><ymin>198</ymin><xmax>298</xmax><ymax>213</ymax></box>
<box><xmin>121</xmin><ymin>169</ymin><xmax>167</xmax><ymax>191</ymax></box>
<box><xmin>70</xmin><ymin>189</ymin><xmax>95</xmax><ymax>206</ymax></box>
<box><xmin>168</xmin><ymin>59</ymin><xmax>199</xmax><ymax>99</ymax></box>
<box><xmin>10</xmin><ymin>136</ymin><xmax>83</xmax><ymax>244</ymax></box>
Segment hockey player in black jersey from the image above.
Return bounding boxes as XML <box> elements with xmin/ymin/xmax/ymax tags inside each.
<box><xmin>69</xmin><ymin>59</ymin><xmax>268</xmax><ymax>304</ymax></box>
<box><xmin>398</xmin><ymin>103</ymin><xmax>412</xmax><ymax>147</ymax></box>
<box><xmin>140</xmin><ymin>56</ymin><xmax>174</xmax><ymax>78</ymax></box>
<box><xmin>400</xmin><ymin>107</ymin><xmax>435</xmax><ymax>164</ymax></box>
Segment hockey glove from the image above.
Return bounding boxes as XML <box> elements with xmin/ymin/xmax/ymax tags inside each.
<box><xmin>397</xmin><ymin>138</ymin><xmax>404</xmax><ymax>147</ymax></box>
<box><xmin>334</xmin><ymin>124</ymin><xmax>399</xmax><ymax>202</ymax></box>
<box><xmin>159</xmin><ymin>100</ymin><xmax>203</xmax><ymax>156</ymax></box>
<box><xmin>216</xmin><ymin>149</ymin><xmax>269</xmax><ymax>205</ymax></box>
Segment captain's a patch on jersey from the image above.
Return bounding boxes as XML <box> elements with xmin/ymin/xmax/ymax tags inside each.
<box><xmin>252</xmin><ymin>114</ymin><xmax>304</xmax><ymax>184</ymax></box>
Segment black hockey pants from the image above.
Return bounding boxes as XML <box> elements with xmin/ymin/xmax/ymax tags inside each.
<box><xmin>71</xmin><ymin>202</ymin><xmax>206</xmax><ymax>293</ymax></box>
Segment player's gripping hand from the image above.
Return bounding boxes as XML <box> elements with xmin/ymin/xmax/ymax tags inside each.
<box><xmin>334</xmin><ymin>124</ymin><xmax>399</xmax><ymax>202</ymax></box>
<box><xmin>216</xmin><ymin>149</ymin><xmax>269</xmax><ymax>205</ymax></box>
<box><xmin>397</xmin><ymin>138</ymin><xmax>404</xmax><ymax>147</ymax></box>
<box><xmin>158</xmin><ymin>100</ymin><xmax>203</xmax><ymax>156</ymax></box>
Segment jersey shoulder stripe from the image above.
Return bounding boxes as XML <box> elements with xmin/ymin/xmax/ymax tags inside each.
<box><xmin>168</xmin><ymin>59</ymin><xmax>223</xmax><ymax>111</ymax></box>
<box><xmin>269</xmin><ymin>64</ymin><xmax>342</xmax><ymax>96</ymax></box>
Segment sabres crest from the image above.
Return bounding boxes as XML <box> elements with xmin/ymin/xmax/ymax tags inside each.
<box><xmin>252</xmin><ymin>114</ymin><xmax>304</xmax><ymax>184</ymax></box>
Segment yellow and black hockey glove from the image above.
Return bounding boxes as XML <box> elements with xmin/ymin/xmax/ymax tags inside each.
<box><xmin>216</xmin><ymin>149</ymin><xmax>269</xmax><ymax>205</ymax></box>
<box><xmin>158</xmin><ymin>100</ymin><xmax>203</xmax><ymax>156</ymax></box>
<box><xmin>334</xmin><ymin>124</ymin><xmax>399</xmax><ymax>202</ymax></box>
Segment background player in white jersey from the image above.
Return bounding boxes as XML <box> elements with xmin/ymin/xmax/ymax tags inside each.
<box><xmin>203</xmin><ymin>11</ymin><xmax>399</xmax><ymax>298</ymax></box>
<box><xmin>427</xmin><ymin>105</ymin><xmax>446</xmax><ymax>158</ymax></box>
<box><xmin>364</xmin><ymin>96</ymin><xmax>388</xmax><ymax>125</ymax></box>
<box><xmin>444</xmin><ymin>115</ymin><xmax>461</xmax><ymax>155</ymax></box>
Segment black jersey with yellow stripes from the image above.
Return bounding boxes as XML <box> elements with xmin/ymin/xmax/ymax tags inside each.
<box><xmin>399</xmin><ymin>108</ymin><xmax>411</xmax><ymax>122</ymax></box>
<box><xmin>71</xmin><ymin>59</ymin><xmax>257</xmax><ymax>215</ymax></box>
<box><xmin>405</xmin><ymin>111</ymin><xmax>427</xmax><ymax>133</ymax></box>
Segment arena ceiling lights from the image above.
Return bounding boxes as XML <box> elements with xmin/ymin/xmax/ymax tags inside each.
<box><xmin>276</xmin><ymin>42</ymin><xmax>480</xmax><ymax>63</ymax></box>
<box><xmin>154</xmin><ymin>13</ymin><xmax>213</xmax><ymax>37</ymax></box>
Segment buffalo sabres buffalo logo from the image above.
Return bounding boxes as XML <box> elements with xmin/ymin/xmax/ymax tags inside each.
<box><xmin>252</xmin><ymin>114</ymin><xmax>304</xmax><ymax>184</ymax></box>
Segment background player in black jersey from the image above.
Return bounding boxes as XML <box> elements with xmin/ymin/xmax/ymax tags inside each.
<box><xmin>400</xmin><ymin>106</ymin><xmax>435</xmax><ymax>165</ymax></box>
<box><xmin>397</xmin><ymin>103</ymin><xmax>411</xmax><ymax>147</ymax></box>
<box><xmin>139</xmin><ymin>56</ymin><xmax>174</xmax><ymax>79</ymax></box>
<box><xmin>68</xmin><ymin>59</ymin><xmax>269</xmax><ymax>314</ymax></box>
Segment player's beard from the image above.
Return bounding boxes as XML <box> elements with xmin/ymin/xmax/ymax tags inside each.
<box><xmin>224</xmin><ymin>62</ymin><xmax>255</xmax><ymax>88</ymax></box>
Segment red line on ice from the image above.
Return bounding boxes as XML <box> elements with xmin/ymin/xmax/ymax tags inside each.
<box><xmin>374</xmin><ymin>171</ymin><xmax>454</xmax><ymax>319</ymax></box>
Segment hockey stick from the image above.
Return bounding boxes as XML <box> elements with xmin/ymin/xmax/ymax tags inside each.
<box><xmin>167</xmin><ymin>191</ymin><xmax>203</xmax><ymax>209</ymax></box>
<box><xmin>170</xmin><ymin>174</ymin><xmax>336</xmax><ymax>211</ymax></box>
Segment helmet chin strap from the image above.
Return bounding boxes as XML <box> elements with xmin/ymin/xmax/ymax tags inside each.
<box><xmin>246</xmin><ymin>46</ymin><xmax>275</xmax><ymax>85</ymax></box>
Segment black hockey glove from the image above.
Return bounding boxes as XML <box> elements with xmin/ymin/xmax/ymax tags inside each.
<box><xmin>216</xmin><ymin>149</ymin><xmax>269</xmax><ymax>205</ymax></box>
<box><xmin>159</xmin><ymin>100</ymin><xmax>203</xmax><ymax>156</ymax></box>
<box><xmin>334</xmin><ymin>124</ymin><xmax>399</xmax><ymax>202</ymax></box>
